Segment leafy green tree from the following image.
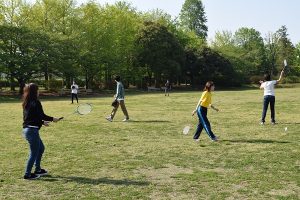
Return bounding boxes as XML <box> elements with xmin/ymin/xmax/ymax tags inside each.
<box><xmin>179</xmin><ymin>0</ymin><xmax>208</xmax><ymax>38</ymax></box>
<box><xmin>233</xmin><ymin>27</ymin><xmax>266</xmax><ymax>76</ymax></box>
<box><xmin>276</xmin><ymin>26</ymin><xmax>295</xmax><ymax>71</ymax></box>
<box><xmin>264</xmin><ymin>32</ymin><xmax>280</xmax><ymax>76</ymax></box>
<box><xmin>0</xmin><ymin>25</ymin><xmax>52</xmax><ymax>94</ymax></box>
<box><xmin>183</xmin><ymin>46</ymin><xmax>237</xmax><ymax>86</ymax></box>
<box><xmin>136</xmin><ymin>21</ymin><xmax>184</xmax><ymax>87</ymax></box>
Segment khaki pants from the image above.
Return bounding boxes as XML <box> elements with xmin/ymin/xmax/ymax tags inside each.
<box><xmin>110</xmin><ymin>100</ymin><xmax>129</xmax><ymax>120</ymax></box>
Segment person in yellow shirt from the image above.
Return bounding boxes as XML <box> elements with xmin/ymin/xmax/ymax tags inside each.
<box><xmin>192</xmin><ymin>81</ymin><xmax>219</xmax><ymax>142</ymax></box>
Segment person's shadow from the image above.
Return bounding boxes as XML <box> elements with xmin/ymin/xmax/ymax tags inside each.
<box><xmin>41</xmin><ymin>175</ymin><xmax>150</xmax><ymax>186</ymax></box>
<box><xmin>129</xmin><ymin>120</ymin><xmax>170</xmax><ymax>123</ymax></box>
<box><xmin>222</xmin><ymin>139</ymin><xmax>290</xmax><ymax>144</ymax></box>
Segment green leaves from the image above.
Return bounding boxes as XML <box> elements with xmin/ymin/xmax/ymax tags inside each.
<box><xmin>179</xmin><ymin>0</ymin><xmax>208</xmax><ymax>39</ymax></box>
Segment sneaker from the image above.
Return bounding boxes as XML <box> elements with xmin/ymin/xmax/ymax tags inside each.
<box><xmin>212</xmin><ymin>136</ymin><xmax>218</xmax><ymax>142</ymax></box>
<box><xmin>260</xmin><ymin>122</ymin><xmax>265</xmax><ymax>125</ymax></box>
<box><xmin>194</xmin><ymin>139</ymin><xmax>200</xmax><ymax>142</ymax></box>
<box><xmin>271</xmin><ymin>121</ymin><xmax>276</xmax><ymax>125</ymax></box>
<box><xmin>24</xmin><ymin>173</ymin><xmax>40</xmax><ymax>180</ymax></box>
<box><xmin>34</xmin><ymin>169</ymin><xmax>48</xmax><ymax>176</ymax></box>
<box><xmin>122</xmin><ymin>118</ymin><xmax>129</xmax><ymax>122</ymax></box>
<box><xmin>105</xmin><ymin>116</ymin><xmax>112</xmax><ymax>122</ymax></box>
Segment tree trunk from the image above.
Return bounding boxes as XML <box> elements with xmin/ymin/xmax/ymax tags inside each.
<box><xmin>18</xmin><ymin>80</ymin><xmax>25</xmax><ymax>95</ymax></box>
<box><xmin>85</xmin><ymin>70</ymin><xmax>89</xmax><ymax>89</ymax></box>
<box><xmin>10</xmin><ymin>76</ymin><xmax>15</xmax><ymax>91</ymax></box>
<box><xmin>44</xmin><ymin>67</ymin><xmax>49</xmax><ymax>90</ymax></box>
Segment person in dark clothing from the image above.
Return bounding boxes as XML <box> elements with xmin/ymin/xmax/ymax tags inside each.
<box><xmin>165</xmin><ymin>80</ymin><xmax>171</xmax><ymax>96</ymax></box>
<box><xmin>22</xmin><ymin>83</ymin><xmax>60</xmax><ymax>180</ymax></box>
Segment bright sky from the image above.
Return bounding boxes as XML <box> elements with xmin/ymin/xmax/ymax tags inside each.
<box><xmin>29</xmin><ymin>0</ymin><xmax>300</xmax><ymax>45</ymax></box>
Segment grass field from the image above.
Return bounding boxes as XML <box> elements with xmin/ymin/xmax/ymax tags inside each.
<box><xmin>0</xmin><ymin>86</ymin><xmax>299</xmax><ymax>200</ymax></box>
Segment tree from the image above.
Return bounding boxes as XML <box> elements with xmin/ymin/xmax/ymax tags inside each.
<box><xmin>0</xmin><ymin>25</ymin><xmax>52</xmax><ymax>94</ymax></box>
<box><xmin>276</xmin><ymin>26</ymin><xmax>295</xmax><ymax>71</ymax></box>
<box><xmin>233</xmin><ymin>27</ymin><xmax>266</xmax><ymax>75</ymax></box>
<box><xmin>179</xmin><ymin>0</ymin><xmax>208</xmax><ymax>39</ymax></box>
<box><xmin>136</xmin><ymin>21</ymin><xmax>184</xmax><ymax>87</ymax></box>
<box><xmin>264</xmin><ymin>32</ymin><xmax>280</xmax><ymax>76</ymax></box>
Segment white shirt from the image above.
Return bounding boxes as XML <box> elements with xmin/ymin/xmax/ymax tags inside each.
<box><xmin>261</xmin><ymin>80</ymin><xmax>277</xmax><ymax>96</ymax></box>
<box><xmin>71</xmin><ymin>84</ymin><xmax>79</xmax><ymax>94</ymax></box>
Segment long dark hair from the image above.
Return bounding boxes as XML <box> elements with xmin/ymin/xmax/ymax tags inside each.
<box><xmin>203</xmin><ymin>81</ymin><xmax>214</xmax><ymax>92</ymax></box>
<box><xmin>22</xmin><ymin>83</ymin><xmax>39</xmax><ymax>109</ymax></box>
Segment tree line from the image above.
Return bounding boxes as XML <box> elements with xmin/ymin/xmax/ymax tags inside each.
<box><xmin>0</xmin><ymin>0</ymin><xmax>299</xmax><ymax>94</ymax></box>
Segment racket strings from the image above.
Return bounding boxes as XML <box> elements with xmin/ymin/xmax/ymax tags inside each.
<box><xmin>77</xmin><ymin>104</ymin><xmax>92</xmax><ymax>115</ymax></box>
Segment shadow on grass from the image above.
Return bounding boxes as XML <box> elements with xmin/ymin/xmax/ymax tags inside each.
<box><xmin>128</xmin><ymin>120</ymin><xmax>170</xmax><ymax>123</ymax></box>
<box><xmin>41</xmin><ymin>175</ymin><xmax>150</xmax><ymax>186</ymax></box>
<box><xmin>279</xmin><ymin>122</ymin><xmax>300</xmax><ymax>125</ymax></box>
<box><xmin>222</xmin><ymin>139</ymin><xmax>290</xmax><ymax>144</ymax></box>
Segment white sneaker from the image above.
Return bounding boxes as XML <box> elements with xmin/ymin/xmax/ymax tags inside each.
<box><xmin>194</xmin><ymin>139</ymin><xmax>200</xmax><ymax>142</ymax></box>
<box><xmin>105</xmin><ymin>116</ymin><xmax>112</xmax><ymax>122</ymax></box>
<box><xmin>260</xmin><ymin>122</ymin><xmax>265</xmax><ymax>125</ymax></box>
<box><xmin>122</xmin><ymin>118</ymin><xmax>129</xmax><ymax>122</ymax></box>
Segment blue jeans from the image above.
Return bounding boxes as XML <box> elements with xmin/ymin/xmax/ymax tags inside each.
<box><xmin>193</xmin><ymin>106</ymin><xmax>217</xmax><ymax>140</ymax></box>
<box><xmin>23</xmin><ymin>128</ymin><xmax>45</xmax><ymax>175</ymax></box>
<box><xmin>261</xmin><ymin>95</ymin><xmax>275</xmax><ymax>123</ymax></box>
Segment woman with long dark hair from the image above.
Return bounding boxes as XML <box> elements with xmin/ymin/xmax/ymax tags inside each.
<box><xmin>22</xmin><ymin>83</ymin><xmax>60</xmax><ymax>180</ymax></box>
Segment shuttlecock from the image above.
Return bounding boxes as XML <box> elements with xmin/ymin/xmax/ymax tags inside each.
<box><xmin>284</xmin><ymin>127</ymin><xmax>288</xmax><ymax>131</ymax></box>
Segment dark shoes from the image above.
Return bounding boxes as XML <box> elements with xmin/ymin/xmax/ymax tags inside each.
<box><xmin>34</xmin><ymin>169</ymin><xmax>48</xmax><ymax>176</ymax></box>
<box><xmin>24</xmin><ymin>169</ymin><xmax>48</xmax><ymax>180</ymax></box>
<box><xmin>24</xmin><ymin>173</ymin><xmax>40</xmax><ymax>180</ymax></box>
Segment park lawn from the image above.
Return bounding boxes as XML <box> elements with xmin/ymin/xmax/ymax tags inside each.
<box><xmin>0</xmin><ymin>86</ymin><xmax>299</xmax><ymax>200</ymax></box>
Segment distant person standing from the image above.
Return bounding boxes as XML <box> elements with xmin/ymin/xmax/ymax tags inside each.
<box><xmin>259</xmin><ymin>70</ymin><xmax>284</xmax><ymax>125</ymax></box>
<box><xmin>105</xmin><ymin>75</ymin><xmax>130</xmax><ymax>122</ymax></box>
<box><xmin>71</xmin><ymin>81</ymin><xmax>79</xmax><ymax>104</ymax></box>
<box><xmin>165</xmin><ymin>80</ymin><xmax>171</xmax><ymax>96</ymax></box>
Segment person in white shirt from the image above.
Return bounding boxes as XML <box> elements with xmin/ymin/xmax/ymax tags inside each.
<box><xmin>71</xmin><ymin>81</ymin><xmax>79</xmax><ymax>104</ymax></box>
<box><xmin>259</xmin><ymin>70</ymin><xmax>284</xmax><ymax>125</ymax></box>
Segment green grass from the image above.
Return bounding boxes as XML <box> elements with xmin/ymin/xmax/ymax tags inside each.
<box><xmin>0</xmin><ymin>86</ymin><xmax>299</xmax><ymax>199</ymax></box>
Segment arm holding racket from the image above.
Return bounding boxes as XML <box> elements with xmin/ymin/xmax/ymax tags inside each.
<box><xmin>210</xmin><ymin>104</ymin><xmax>219</xmax><ymax>112</ymax></box>
<box><xmin>192</xmin><ymin>99</ymin><xmax>202</xmax><ymax>116</ymax></box>
<box><xmin>277</xmin><ymin>69</ymin><xmax>284</xmax><ymax>83</ymax></box>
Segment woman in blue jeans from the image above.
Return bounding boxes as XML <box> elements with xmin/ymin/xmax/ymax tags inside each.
<box><xmin>22</xmin><ymin>83</ymin><xmax>60</xmax><ymax>180</ymax></box>
<box><xmin>259</xmin><ymin>70</ymin><xmax>284</xmax><ymax>125</ymax></box>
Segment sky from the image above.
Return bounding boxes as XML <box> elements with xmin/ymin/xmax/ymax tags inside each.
<box><xmin>29</xmin><ymin>0</ymin><xmax>300</xmax><ymax>45</ymax></box>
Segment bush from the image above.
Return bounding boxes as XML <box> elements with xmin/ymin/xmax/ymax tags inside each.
<box><xmin>282</xmin><ymin>76</ymin><xmax>300</xmax><ymax>83</ymax></box>
<box><xmin>49</xmin><ymin>79</ymin><xmax>63</xmax><ymax>92</ymax></box>
<box><xmin>0</xmin><ymin>80</ymin><xmax>9</xmax><ymax>88</ymax></box>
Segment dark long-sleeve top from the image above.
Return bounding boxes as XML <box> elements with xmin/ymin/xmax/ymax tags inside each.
<box><xmin>23</xmin><ymin>100</ymin><xmax>53</xmax><ymax>129</ymax></box>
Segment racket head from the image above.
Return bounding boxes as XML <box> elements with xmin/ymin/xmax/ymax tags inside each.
<box><xmin>183</xmin><ymin>125</ymin><xmax>190</xmax><ymax>135</ymax></box>
<box><xmin>76</xmin><ymin>103</ymin><xmax>93</xmax><ymax>115</ymax></box>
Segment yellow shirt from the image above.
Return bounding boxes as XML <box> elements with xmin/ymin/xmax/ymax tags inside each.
<box><xmin>200</xmin><ymin>91</ymin><xmax>212</xmax><ymax>108</ymax></box>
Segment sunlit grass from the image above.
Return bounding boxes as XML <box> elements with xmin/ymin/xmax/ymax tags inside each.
<box><xmin>0</xmin><ymin>86</ymin><xmax>299</xmax><ymax>199</ymax></box>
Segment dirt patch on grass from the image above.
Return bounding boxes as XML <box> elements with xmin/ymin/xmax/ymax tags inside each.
<box><xmin>267</xmin><ymin>182</ymin><xmax>300</xmax><ymax>197</ymax></box>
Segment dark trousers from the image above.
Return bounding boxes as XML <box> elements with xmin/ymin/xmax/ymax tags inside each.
<box><xmin>261</xmin><ymin>95</ymin><xmax>275</xmax><ymax>123</ymax></box>
<box><xmin>193</xmin><ymin>106</ymin><xmax>216</xmax><ymax>140</ymax></box>
<box><xmin>110</xmin><ymin>100</ymin><xmax>129</xmax><ymax>120</ymax></box>
<box><xmin>71</xmin><ymin>93</ymin><xmax>78</xmax><ymax>103</ymax></box>
<box><xmin>23</xmin><ymin>128</ymin><xmax>45</xmax><ymax>176</ymax></box>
